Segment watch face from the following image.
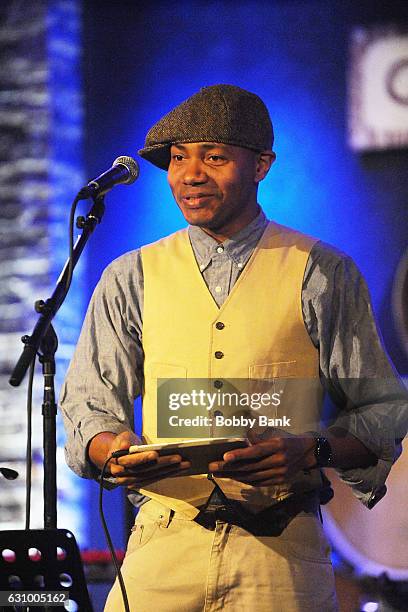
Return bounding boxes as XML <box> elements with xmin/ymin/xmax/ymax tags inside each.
<box><xmin>315</xmin><ymin>436</ymin><xmax>333</xmax><ymax>467</ymax></box>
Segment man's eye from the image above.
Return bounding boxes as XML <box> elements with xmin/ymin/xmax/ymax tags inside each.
<box><xmin>172</xmin><ymin>154</ymin><xmax>184</xmax><ymax>162</ymax></box>
<box><xmin>207</xmin><ymin>155</ymin><xmax>226</xmax><ymax>163</ymax></box>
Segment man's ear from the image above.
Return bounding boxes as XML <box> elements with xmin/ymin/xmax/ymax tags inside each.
<box><xmin>254</xmin><ymin>151</ymin><xmax>276</xmax><ymax>183</ymax></box>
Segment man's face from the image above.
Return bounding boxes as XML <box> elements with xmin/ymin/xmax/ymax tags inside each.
<box><xmin>167</xmin><ymin>142</ymin><xmax>273</xmax><ymax>240</ymax></box>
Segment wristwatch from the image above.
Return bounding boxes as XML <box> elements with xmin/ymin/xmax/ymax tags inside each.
<box><xmin>313</xmin><ymin>434</ymin><xmax>334</xmax><ymax>468</ymax></box>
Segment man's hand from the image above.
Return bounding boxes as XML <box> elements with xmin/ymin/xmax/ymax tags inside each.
<box><xmin>208</xmin><ymin>429</ymin><xmax>316</xmax><ymax>487</ymax></box>
<box><xmin>88</xmin><ymin>431</ymin><xmax>191</xmax><ymax>489</ymax></box>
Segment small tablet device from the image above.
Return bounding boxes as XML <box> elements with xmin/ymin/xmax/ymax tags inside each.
<box><xmin>127</xmin><ymin>437</ymin><xmax>248</xmax><ymax>476</ymax></box>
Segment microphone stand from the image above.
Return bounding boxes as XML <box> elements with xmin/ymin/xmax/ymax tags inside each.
<box><xmin>38</xmin><ymin>324</ymin><xmax>58</xmax><ymax>529</ymax></box>
<box><xmin>9</xmin><ymin>194</ymin><xmax>106</xmax><ymax>530</ymax></box>
<box><xmin>4</xmin><ymin>192</ymin><xmax>105</xmax><ymax>612</ymax></box>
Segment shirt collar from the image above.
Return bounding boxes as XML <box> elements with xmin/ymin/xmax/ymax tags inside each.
<box><xmin>188</xmin><ymin>208</ymin><xmax>269</xmax><ymax>269</ymax></box>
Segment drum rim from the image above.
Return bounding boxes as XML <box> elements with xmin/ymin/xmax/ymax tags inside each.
<box><xmin>392</xmin><ymin>247</ymin><xmax>408</xmax><ymax>359</ymax></box>
<box><xmin>323</xmin><ymin>508</ymin><xmax>408</xmax><ymax>580</ymax></box>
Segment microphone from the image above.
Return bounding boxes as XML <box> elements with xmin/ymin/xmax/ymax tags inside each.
<box><xmin>80</xmin><ymin>155</ymin><xmax>139</xmax><ymax>199</ymax></box>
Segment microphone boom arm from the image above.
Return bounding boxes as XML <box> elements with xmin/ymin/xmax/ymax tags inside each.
<box><xmin>9</xmin><ymin>196</ymin><xmax>106</xmax><ymax>387</ymax></box>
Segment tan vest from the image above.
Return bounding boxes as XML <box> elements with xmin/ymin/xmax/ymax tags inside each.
<box><xmin>139</xmin><ymin>221</ymin><xmax>323</xmax><ymax>518</ymax></box>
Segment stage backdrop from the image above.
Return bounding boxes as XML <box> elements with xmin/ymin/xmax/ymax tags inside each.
<box><xmin>81</xmin><ymin>0</ymin><xmax>408</xmax><ymax>553</ymax></box>
<box><xmin>0</xmin><ymin>0</ymin><xmax>86</xmax><ymax>543</ymax></box>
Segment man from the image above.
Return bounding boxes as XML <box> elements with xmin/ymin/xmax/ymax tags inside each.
<box><xmin>60</xmin><ymin>85</ymin><xmax>407</xmax><ymax>611</ymax></box>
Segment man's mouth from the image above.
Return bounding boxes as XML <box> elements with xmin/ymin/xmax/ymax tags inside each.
<box><xmin>181</xmin><ymin>194</ymin><xmax>213</xmax><ymax>206</ymax></box>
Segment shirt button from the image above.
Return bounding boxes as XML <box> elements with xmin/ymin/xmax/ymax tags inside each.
<box><xmin>216</xmin><ymin>246</ymin><xmax>224</xmax><ymax>253</ymax></box>
<box><xmin>214</xmin><ymin>379</ymin><xmax>223</xmax><ymax>389</ymax></box>
<box><xmin>215</xmin><ymin>351</ymin><xmax>224</xmax><ymax>359</ymax></box>
<box><xmin>237</xmin><ymin>262</ymin><xmax>243</xmax><ymax>269</ymax></box>
<box><xmin>200</xmin><ymin>264</ymin><xmax>205</xmax><ymax>270</ymax></box>
<box><xmin>215</xmin><ymin>286</ymin><xmax>222</xmax><ymax>293</ymax></box>
<box><xmin>215</xmin><ymin>321</ymin><xmax>225</xmax><ymax>330</ymax></box>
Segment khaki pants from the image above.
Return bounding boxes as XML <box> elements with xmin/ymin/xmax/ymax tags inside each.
<box><xmin>105</xmin><ymin>499</ymin><xmax>338</xmax><ymax>612</ymax></box>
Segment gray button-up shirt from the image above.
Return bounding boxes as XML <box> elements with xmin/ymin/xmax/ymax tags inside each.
<box><xmin>60</xmin><ymin>209</ymin><xmax>408</xmax><ymax>508</ymax></box>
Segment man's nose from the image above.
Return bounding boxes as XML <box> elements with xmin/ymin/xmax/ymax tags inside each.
<box><xmin>182</xmin><ymin>158</ymin><xmax>207</xmax><ymax>184</ymax></box>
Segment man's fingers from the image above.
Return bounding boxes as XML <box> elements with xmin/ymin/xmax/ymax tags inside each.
<box><xmin>109</xmin><ymin>459</ymin><xmax>157</xmax><ymax>476</ymax></box>
<box><xmin>210</xmin><ymin>450</ymin><xmax>286</xmax><ymax>473</ymax></box>
<box><xmin>112</xmin><ymin>451</ymin><xmax>182</xmax><ymax>469</ymax></box>
<box><xmin>110</xmin><ymin>453</ymin><xmax>185</xmax><ymax>476</ymax></box>
<box><xmin>222</xmin><ymin>438</ymin><xmax>284</xmax><ymax>463</ymax></box>
<box><xmin>108</xmin><ymin>431</ymin><xmax>140</xmax><ymax>454</ymax></box>
<box><xmin>114</xmin><ymin>450</ymin><xmax>160</xmax><ymax>465</ymax></box>
<box><xmin>108</xmin><ymin>451</ymin><xmax>157</xmax><ymax>476</ymax></box>
<box><xmin>116</xmin><ymin>460</ymin><xmax>191</xmax><ymax>487</ymax></box>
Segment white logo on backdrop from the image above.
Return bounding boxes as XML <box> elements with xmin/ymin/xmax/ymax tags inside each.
<box><xmin>349</xmin><ymin>27</ymin><xmax>408</xmax><ymax>151</ymax></box>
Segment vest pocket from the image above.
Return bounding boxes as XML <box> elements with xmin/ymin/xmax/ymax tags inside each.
<box><xmin>249</xmin><ymin>361</ymin><xmax>298</xmax><ymax>379</ymax></box>
<box><xmin>147</xmin><ymin>362</ymin><xmax>187</xmax><ymax>380</ymax></box>
<box><xmin>249</xmin><ymin>362</ymin><xmax>322</xmax><ymax>432</ymax></box>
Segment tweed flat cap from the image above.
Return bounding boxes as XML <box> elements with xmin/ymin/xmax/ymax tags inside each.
<box><xmin>138</xmin><ymin>84</ymin><xmax>273</xmax><ymax>170</ymax></box>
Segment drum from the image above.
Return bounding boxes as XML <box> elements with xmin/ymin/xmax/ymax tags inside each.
<box><xmin>392</xmin><ymin>247</ymin><xmax>408</xmax><ymax>358</ymax></box>
<box><xmin>323</xmin><ymin>439</ymin><xmax>408</xmax><ymax>579</ymax></box>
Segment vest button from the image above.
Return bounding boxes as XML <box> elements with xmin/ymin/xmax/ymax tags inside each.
<box><xmin>214</xmin><ymin>410</ymin><xmax>223</xmax><ymax>417</ymax></box>
<box><xmin>214</xmin><ymin>351</ymin><xmax>224</xmax><ymax>359</ymax></box>
<box><xmin>214</xmin><ymin>379</ymin><xmax>223</xmax><ymax>389</ymax></box>
<box><xmin>215</xmin><ymin>321</ymin><xmax>225</xmax><ymax>330</ymax></box>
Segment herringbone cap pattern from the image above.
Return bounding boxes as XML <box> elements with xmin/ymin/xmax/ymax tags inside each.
<box><xmin>138</xmin><ymin>84</ymin><xmax>274</xmax><ymax>169</ymax></box>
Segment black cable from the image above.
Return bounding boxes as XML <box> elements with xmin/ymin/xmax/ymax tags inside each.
<box><xmin>99</xmin><ymin>458</ymin><xmax>130</xmax><ymax>612</ymax></box>
<box><xmin>65</xmin><ymin>193</ymin><xmax>83</xmax><ymax>294</ymax></box>
<box><xmin>25</xmin><ymin>356</ymin><xmax>36</xmax><ymax>530</ymax></box>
